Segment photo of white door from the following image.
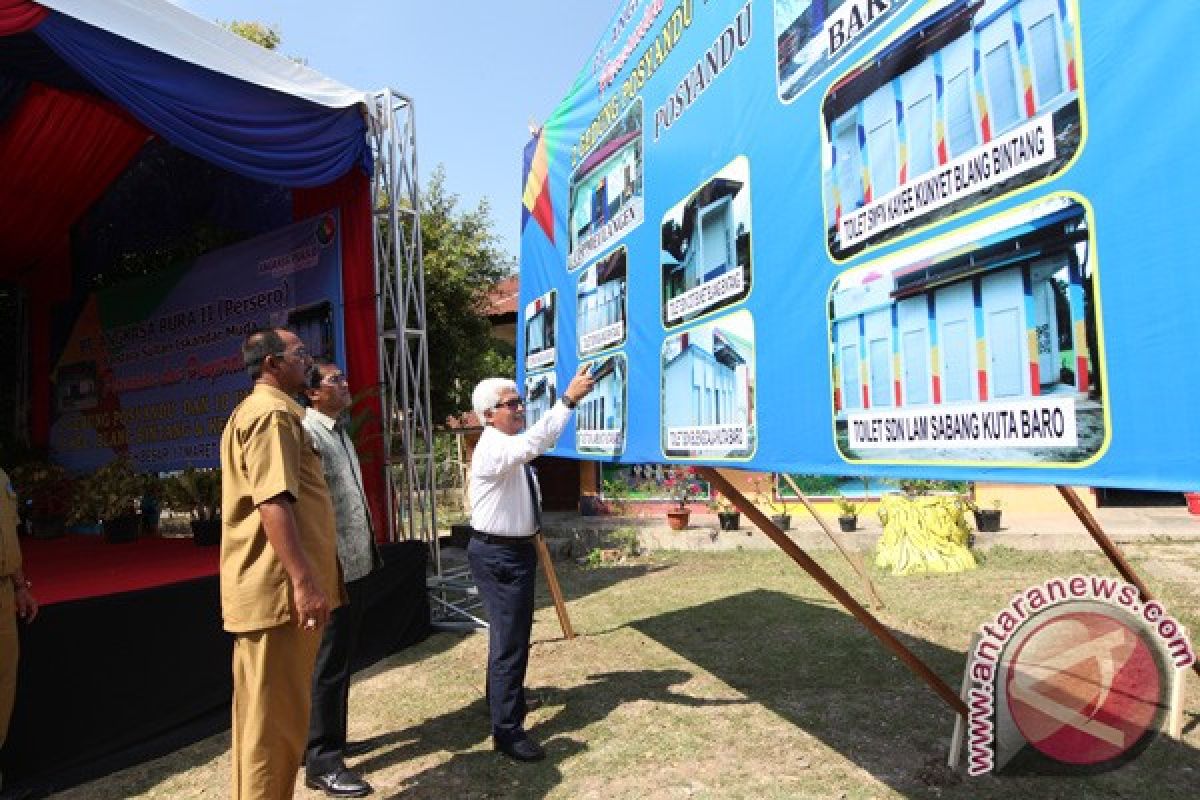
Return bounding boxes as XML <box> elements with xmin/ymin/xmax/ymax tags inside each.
<box><xmin>897</xmin><ymin>296</ymin><xmax>931</xmax><ymax>406</ymax></box>
<box><xmin>836</xmin><ymin>318</ymin><xmax>862</xmax><ymax>411</ymax></box>
<box><xmin>935</xmin><ymin>282</ymin><xmax>976</xmax><ymax>404</ymax></box>
<box><xmin>982</xmin><ymin>268</ymin><xmax>1028</xmax><ymax>399</ymax></box>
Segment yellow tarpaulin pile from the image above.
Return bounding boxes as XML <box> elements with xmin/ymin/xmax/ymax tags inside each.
<box><xmin>874</xmin><ymin>495</ymin><xmax>976</xmax><ymax>576</ymax></box>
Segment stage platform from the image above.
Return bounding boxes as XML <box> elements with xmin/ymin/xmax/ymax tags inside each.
<box><xmin>21</xmin><ymin>534</ymin><xmax>220</xmax><ymax>605</ymax></box>
<box><xmin>3</xmin><ymin>538</ymin><xmax>431</xmax><ymax>797</ymax></box>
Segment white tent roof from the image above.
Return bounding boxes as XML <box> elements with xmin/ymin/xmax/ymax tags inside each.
<box><xmin>41</xmin><ymin>0</ymin><xmax>376</xmax><ymax>113</ymax></box>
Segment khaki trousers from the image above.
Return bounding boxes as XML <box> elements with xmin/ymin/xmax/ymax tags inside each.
<box><xmin>231</xmin><ymin>623</ymin><xmax>321</xmax><ymax>800</ymax></box>
<box><xmin>0</xmin><ymin>581</ymin><xmax>15</xmax><ymax>751</ymax></box>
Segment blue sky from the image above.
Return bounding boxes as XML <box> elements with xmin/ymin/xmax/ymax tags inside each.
<box><xmin>177</xmin><ymin>1</ymin><xmax>619</xmax><ymax>261</ymax></box>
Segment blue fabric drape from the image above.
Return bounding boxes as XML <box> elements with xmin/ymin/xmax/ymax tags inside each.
<box><xmin>34</xmin><ymin>11</ymin><xmax>370</xmax><ymax>187</ymax></box>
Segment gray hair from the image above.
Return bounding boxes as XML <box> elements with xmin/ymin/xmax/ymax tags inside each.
<box><xmin>242</xmin><ymin>328</ymin><xmax>288</xmax><ymax>380</ymax></box>
<box><xmin>472</xmin><ymin>377</ymin><xmax>518</xmax><ymax>424</ymax></box>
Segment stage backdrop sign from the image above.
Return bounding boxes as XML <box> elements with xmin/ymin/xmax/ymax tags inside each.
<box><xmin>518</xmin><ymin>0</ymin><xmax>1200</xmax><ymax>490</ymax></box>
<box><xmin>51</xmin><ymin>213</ymin><xmax>344</xmax><ymax>473</ymax></box>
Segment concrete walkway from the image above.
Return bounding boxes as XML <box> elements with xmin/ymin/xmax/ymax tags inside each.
<box><xmin>538</xmin><ymin>503</ymin><xmax>1200</xmax><ymax>557</ymax></box>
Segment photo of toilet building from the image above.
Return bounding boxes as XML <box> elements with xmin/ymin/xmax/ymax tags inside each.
<box><xmin>525</xmin><ymin>370</ymin><xmax>557</xmax><ymax>428</ymax></box>
<box><xmin>661</xmin><ymin>156</ymin><xmax>752</xmax><ymax>328</ymax></box>
<box><xmin>829</xmin><ymin>194</ymin><xmax>1104</xmax><ymax>464</ymax></box>
<box><xmin>821</xmin><ymin>0</ymin><xmax>1082</xmax><ymax>260</ymax></box>
<box><xmin>568</xmin><ymin>99</ymin><xmax>644</xmax><ymax>270</ymax></box>
<box><xmin>662</xmin><ymin>311</ymin><xmax>755</xmax><ymax>458</ymax></box>
<box><xmin>775</xmin><ymin>0</ymin><xmax>917</xmax><ymax>102</ymax></box>
<box><xmin>577</xmin><ymin>355</ymin><xmax>627</xmax><ymax>455</ymax></box>
<box><xmin>577</xmin><ymin>247</ymin><xmax>627</xmax><ymax>358</ymax></box>
<box><xmin>524</xmin><ymin>289</ymin><xmax>556</xmax><ymax>372</ymax></box>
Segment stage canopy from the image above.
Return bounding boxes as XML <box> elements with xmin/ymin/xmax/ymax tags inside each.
<box><xmin>0</xmin><ymin>0</ymin><xmax>385</xmax><ymax>519</ymax></box>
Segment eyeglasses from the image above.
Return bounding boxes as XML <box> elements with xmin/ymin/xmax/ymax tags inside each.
<box><xmin>321</xmin><ymin>373</ymin><xmax>348</xmax><ymax>385</ymax></box>
<box><xmin>493</xmin><ymin>397</ymin><xmax>525</xmax><ymax>410</ymax></box>
<box><xmin>272</xmin><ymin>346</ymin><xmax>310</xmax><ymax>362</ymax></box>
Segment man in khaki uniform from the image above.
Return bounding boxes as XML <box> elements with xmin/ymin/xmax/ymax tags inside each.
<box><xmin>1</xmin><ymin>466</ymin><xmax>38</xmax><ymax>794</ymax></box>
<box><xmin>220</xmin><ymin>328</ymin><xmax>343</xmax><ymax>800</ymax></box>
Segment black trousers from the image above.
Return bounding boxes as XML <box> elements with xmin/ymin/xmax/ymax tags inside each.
<box><xmin>466</xmin><ymin>535</ymin><xmax>537</xmax><ymax>744</ymax></box>
<box><xmin>305</xmin><ymin>575</ymin><xmax>370</xmax><ymax>776</ymax></box>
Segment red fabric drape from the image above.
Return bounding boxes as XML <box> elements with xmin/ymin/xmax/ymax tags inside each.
<box><xmin>292</xmin><ymin>169</ymin><xmax>389</xmax><ymax>541</ymax></box>
<box><xmin>0</xmin><ymin>82</ymin><xmax>149</xmax><ymax>280</ymax></box>
<box><xmin>0</xmin><ymin>82</ymin><xmax>149</xmax><ymax>444</ymax></box>
<box><xmin>0</xmin><ymin>0</ymin><xmax>46</xmax><ymax>35</ymax></box>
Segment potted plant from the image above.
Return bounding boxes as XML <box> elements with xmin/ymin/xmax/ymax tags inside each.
<box><xmin>10</xmin><ymin>460</ymin><xmax>72</xmax><ymax>539</ymax></box>
<box><xmin>163</xmin><ymin>467</ymin><xmax>222</xmax><ymax>546</ymax></box>
<box><xmin>833</xmin><ymin>494</ymin><xmax>861</xmax><ymax>532</ymax></box>
<box><xmin>752</xmin><ymin>474</ymin><xmax>790</xmax><ymax>531</ymax></box>
<box><xmin>969</xmin><ymin>497</ymin><xmax>1004</xmax><ymax>533</ymax></box>
<box><xmin>69</xmin><ymin>458</ymin><xmax>145</xmax><ymax>543</ymax></box>
<box><xmin>708</xmin><ymin>490</ymin><xmax>740</xmax><ymax>531</ymax></box>
<box><xmin>663</xmin><ymin>466</ymin><xmax>700</xmax><ymax>530</ymax></box>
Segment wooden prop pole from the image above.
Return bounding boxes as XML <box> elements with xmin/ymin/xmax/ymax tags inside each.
<box><xmin>698</xmin><ymin>467</ymin><xmax>967</xmax><ymax>717</ymax></box>
<box><xmin>1057</xmin><ymin>485</ymin><xmax>1200</xmax><ymax>678</ymax></box>
<box><xmin>779</xmin><ymin>473</ymin><xmax>885</xmax><ymax>610</ymax></box>
<box><xmin>535</xmin><ymin>533</ymin><xmax>575</xmax><ymax>640</ymax></box>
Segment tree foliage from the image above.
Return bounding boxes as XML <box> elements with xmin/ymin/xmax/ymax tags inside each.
<box><xmin>416</xmin><ymin>166</ymin><xmax>516</xmax><ymax>423</ymax></box>
<box><xmin>222</xmin><ymin>20</ymin><xmax>281</xmax><ymax>50</ymax></box>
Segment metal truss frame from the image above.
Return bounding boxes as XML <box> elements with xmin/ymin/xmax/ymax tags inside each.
<box><xmin>369</xmin><ymin>89</ymin><xmax>481</xmax><ymax>629</ymax></box>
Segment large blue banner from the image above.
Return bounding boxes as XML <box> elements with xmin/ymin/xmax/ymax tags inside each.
<box><xmin>50</xmin><ymin>213</ymin><xmax>344</xmax><ymax>473</ymax></box>
<box><xmin>518</xmin><ymin>0</ymin><xmax>1200</xmax><ymax>489</ymax></box>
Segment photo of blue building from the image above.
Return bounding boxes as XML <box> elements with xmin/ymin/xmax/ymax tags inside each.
<box><xmin>577</xmin><ymin>354</ymin><xmax>626</xmax><ymax>455</ymax></box>
<box><xmin>568</xmin><ymin>99</ymin><xmax>644</xmax><ymax>270</ymax></box>
<box><xmin>821</xmin><ymin>0</ymin><xmax>1082</xmax><ymax>260</ymax></box>
<box><xmin>829</xmin><ymin>193</ymin><xmax>1104</xmax><ymax>464</ymax></box>
<box><xmin>661</xmin><ymin>311</ymin><xmax>755</xmax><ymax>458</ymax></box>
<box><xmin>661</xmin><ymin>156</ymin><xmax>752</xmax><ymax>328</ymax></box>
<box><xmin>775</xmin><ymin>0</ymin><xmax>916</xmax><ymax>102</ymax></box>
<box><xmin>577</xmin><ymin>247</ymin><xmax>627</xmax><ymax>358</ymax></box>
<box><xmin>524</xmin><ymin>289</ymin><xmax>557</xmax><ymax>372</ymax></box>
<box><xmin>525</xmin><ymin>370</ymin><xmax>557</xmax><ymax>428</ymax></box>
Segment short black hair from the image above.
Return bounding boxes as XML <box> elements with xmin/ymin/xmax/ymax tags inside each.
<box><xmin>307</xmin><ymin>359</ymin><xmax>337</xmax><ymax>390</ymax></box>
<box><xmin>242</xmin><ymin>328</ymin><xmax>288</xmax><ymax>380</ymax></box>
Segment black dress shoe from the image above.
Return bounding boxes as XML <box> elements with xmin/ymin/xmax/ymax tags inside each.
<box><xmin>494</xmin><ymin>735</ymin><xmax>546</xmax><ymax>762</ymax></box>
<box><xmin>305</xmin><ymin>767</ymin><xmax>374</xmax><ymax>798</ymax></box>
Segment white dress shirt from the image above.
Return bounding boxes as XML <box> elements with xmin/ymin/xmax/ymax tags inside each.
<box><xmin>469</xmin><ymin>400</ymin><xmax>573</xmax><ymax>537</ymax></box>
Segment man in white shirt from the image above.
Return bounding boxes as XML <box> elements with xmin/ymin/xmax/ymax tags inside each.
<box><xmin>468</xmin><ymin>367</ymin><xmax>594</xmax><ymax>762</ymax></box>
<box><xmin>301</xmin><ymin>361</ymin><xmax>379</xmax><ymax>798</ymax></box>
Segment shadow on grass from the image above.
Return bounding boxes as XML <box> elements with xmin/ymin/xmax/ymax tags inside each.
<box><xmin>628</xmin><ymin>589</ymin><xmax>1200</xmax><ymax>799</ymax></box>
<box><xmin>359</xmin><ymin>668</ymin><xmax>745</xmax><ymax>800</ymax></box>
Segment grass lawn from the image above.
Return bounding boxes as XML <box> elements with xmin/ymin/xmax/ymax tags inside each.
<box><xmin>53</xmin><ymin>546</ymin><xmax>1200</xmax><ymax>799</ymax></box>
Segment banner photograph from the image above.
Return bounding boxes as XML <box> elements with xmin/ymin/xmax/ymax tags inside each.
<box><xmin>518</xmin><ymin>0</ymin><xmax>1198</xmax><ymax>489</ymax></box>
<box><xmin>50</xmin><ymin>213</ymin><xmax>344</xmax><ymax>473</ymax></box>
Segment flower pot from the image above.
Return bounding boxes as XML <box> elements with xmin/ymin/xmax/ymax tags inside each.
<box><xmin>103</xmin><ymin>514</ymin><xmax>140</xmax><ymax>544</ymax></box>
<box><xmin>665</xmin><ymin>509</ymin><xmax>690</xmax><ymax>531</ymax></box>
<box><xmin>717</xmin><ymin>511</ymin><xmax>741</xmax><ymax>531</ymax></box>
<box><xmin>770</xmin><ymin>513</ymin><xmax>791</xmax><ymax>531</ymax></box>
<box><xmin>191</xmin><ymin>518</ymin><xmax>222</xmax><ymax>547</ymax></box>
<box><xmin>973</xmin><ymin>509</ymin><xmax>1002</xmax><ymax>533</ymax></box>
<box><xmin>1186</xmin><ymin>492</ymin><xmax>1200</xmax><ymax>516</ymax></box>
<box><xmin>838</xmin><ymin>515</ymin><xmax>857</xmax><ymax>532</ymax></box>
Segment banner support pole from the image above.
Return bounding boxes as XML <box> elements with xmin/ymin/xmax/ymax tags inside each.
<box><xmin>536</xmin><ymin>533</ymin><xmax>576</xmax><ymax>640</ymax></box>
<box><xmin>697</xmin><ymin>467</ymin><xmax>967</xmax><ymax>717</ymax></box>
<box><xmin>1056</xmin><ymin>485</ymin><xmax>1200</xmax><ymax>678</ymax></box>
<box><xmin>779</xmin><ymin>473</ymin><xmax>885</xmax><ymax>610</ymax></box>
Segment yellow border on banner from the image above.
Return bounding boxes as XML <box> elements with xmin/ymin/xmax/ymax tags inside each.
<box><xmin>659</xmin><ymin>308</ymin><xmax>759</xmax><ymax>463</ymax></box>
<box><xmin>816</xmin><ymin>0</ymin><xmax>1090</xmax><ymax>265</ymax></box>
<box><xmin>825</xmin><ymin>189</ymin><xmax>1112</xmax><ymax>470</ymax></box>
<box><xmin>658</xmin><ymin>154</ymin><xmax>756</xmax><ymax>332</ymax></box>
